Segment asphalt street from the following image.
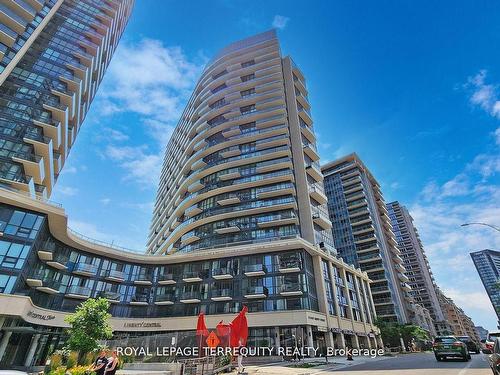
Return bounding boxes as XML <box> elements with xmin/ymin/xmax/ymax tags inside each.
<box><xmin>332</xmin><ymin>352</ymin><xmax>491</xmax><ymax>374</ymax></box>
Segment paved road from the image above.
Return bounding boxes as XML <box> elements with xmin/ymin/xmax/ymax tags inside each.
<box><xmin>331</xmin><ymin>352</ymin><xmax>491</xmax><ymax>374</ymax></box>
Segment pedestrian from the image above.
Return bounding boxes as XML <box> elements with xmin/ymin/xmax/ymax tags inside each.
<box><xmin>89</xmin><ymin>350</ymin><xmax>108</xmax><ymax>375</ymax></box>
<box><xmin>105</xmin><ymin>349</ymin><xmax>119</xmax><ymax>375</ymax></box>
<box><xmin>237</xmin><ymin>339</ymin><xmax>245</xmax><ymax>374</ymax></box>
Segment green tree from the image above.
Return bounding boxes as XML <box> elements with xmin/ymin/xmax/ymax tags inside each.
<box><xmin>374</xmin><ymin>318</ymin><xmax>430</xmax><ymax>348</ymax></box>
<box><xmin>64</xmin><ymin>298</ymin><xmax>113</xmax><ymax>361</ymax></box>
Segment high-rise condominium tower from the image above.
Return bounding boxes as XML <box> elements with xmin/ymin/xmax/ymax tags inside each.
<box><xmin>321</xmin><ymin>154</ymin><xmax>410</xmax><ymax>323</ymax></box>
<box><xmin>471</xmin><ymin>249</ymin><xmax>500</xmax><ymax>326</ymax></box>
<box><xmin>0</xmin><ymin>31</ymin><xmax>383</xmax><ymax>368</ymax></box>
<box><xmin>0</xmin><ymin>0</ymin><xmax>134</xmax><ymax>198</ymax></box>
<box><xmin>386</xmin><ymin>201</ymin><xmax>444</xmax><ymax>327</ymax></box>
<box><xmin>148</xmin><ymin>30</ymin><xmax>336</xmax><ymax>257</ymax></box>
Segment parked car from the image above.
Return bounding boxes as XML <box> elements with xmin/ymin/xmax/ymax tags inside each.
<box><xmin>433</xmin><ymin>335</ymin><xmax>470</xmax><ymax>361</ymax></box>
<box><xmin>457</xmin><ymin>336</ymin><xmax>481</xmax><ymax>354</ymax></box>
<box><xmin>488</xmin><ymin>338</ymin><xmax>500</xmax><ymax>374</ymax></box>
<box><xmin>484</xmin><ymin>331</ymin><xmax>500</xmax><ymax>354</ymax></box>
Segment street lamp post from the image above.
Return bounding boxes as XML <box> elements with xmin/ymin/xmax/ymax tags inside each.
<box><xmin>461</xmin><ymin>222</ymin><xmax>500</xmax><ymax>232</ymax></box>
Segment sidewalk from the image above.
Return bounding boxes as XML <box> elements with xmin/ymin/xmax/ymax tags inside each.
<box><xmin>239</xmin><ymin>355</ymin><xmax>395</xmax><ymax>375</ymax></box>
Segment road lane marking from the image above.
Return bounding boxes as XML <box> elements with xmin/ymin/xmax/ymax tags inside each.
<box><xmin>457</xmin><ymin>357</ymin><xmax>476</xmax><ymax>375</ymax></box>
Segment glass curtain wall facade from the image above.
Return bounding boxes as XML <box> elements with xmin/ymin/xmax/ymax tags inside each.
<box><xmin>0</xmin><ymin>0</ymin><xmax>134</xmax><ymax>198</ymax></box>
<box><xmin>471</xmin><ymin>249</ymin><xmax>500</xmax><ymax>327</ymax></box>
<box><xmin>321</xmin><ymin>153</ymin><xmax>410</xmax><ymax>323</ymax></box>
<box><xmin>0</xmin><ymin>190</ymin><xmax>381</xmax><ymax>369</ymax></box>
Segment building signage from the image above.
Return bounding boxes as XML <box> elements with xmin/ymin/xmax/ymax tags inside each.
<box><xmin>331</xmin><ymin>328</ymin><xmax>342</xmax><ymax>333</ymax></box>
<box><xmin>343</xmin><ymin>329</ymin><xmax>355</xmax><ymax>335</ymax></box>
<box><xmin>123</xmin><ymin>321</ymin><xmax>162</xmax><ymax>328</ymax></box>
<box><xmin>26</xmin><ymin>310</ymin><xmax>56</xmax><ymax>321</ymax></box>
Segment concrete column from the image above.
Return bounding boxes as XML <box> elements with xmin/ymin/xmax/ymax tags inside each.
<box><xmin>306</xmin><ymin>325</ymin><xmax>314</xmax><ymax>355</ymax></box>
<box><xmin>274</xmin><ymin>327</ymin><xmax>281</xmax><ymax>351</ymax></box>
<box><xmin>400</xmin><ymin>336</ymin><xmax>406</xmax><ymax>352</ymax></box>
<box><xmin>353</xmin><ymin>335</ymin><xmax>360</xmax><ymax>350</ymax></box>
<box><xmin>377</xmin><ymin>335</ymin><xmax>384</xmax><ymax>349</ymax></box>
<box><xmin>0</xmin><ymin>331</ymin><xmax>12</xmax><ymax>362</ymax></box>
<box><xmin>0</xmin><ymin>317</ymin><xmax>5</xmax><ymax>329</ymax></box>
<box><xmin>337</xmin><ymin>333</ymin><xmax>346</xmax><ymax>349</ymax></box>
<box><xmin>326</xmin><ymin>330</ymin><xmax>335</xmax><ymax>348</ymax></box>
<box><xmin>24</xmin><ymin>334</ymin><xmax>41</xmax><ymax>367</ymax></box>
<box><xmin>311</xmin><ymin>255</ymin><xmax>329</xmax><ymax>315</ymax></box>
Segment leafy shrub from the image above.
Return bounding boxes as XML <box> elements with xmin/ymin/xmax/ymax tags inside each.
<box><xmin>66</xmin><ymin>351</ymin><xmax>79</xmax><ymax>369</ymax></box>
<box><xmin>48</xmin><ymin>366</ymin><xmax>67</xmax><ymax>375</ymax></box>
<box><xmin>68</xmin><ymin>365</ymin><xmax>95</xmax><ymax>375</ymax></box>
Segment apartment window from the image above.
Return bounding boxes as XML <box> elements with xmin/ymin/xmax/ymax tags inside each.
<box><xmin>241</xmin><ymin>60</ymin><xmax>255</xmax><ymax>68</ymax></box>
<box><xmin>240</xmin><ymin>88</ymin><xmax>256</xmax><ymax>98</ymax></box>
<box><xmin>210</xmin><ymin>98</ymin><xmax>226</xmax><ymax>109</ymax></box>
<box><xmin>240</xmin><ymin>104</ymin><xmax>256</xmax><ymax>115</ymax></box>
<box><xmin>241</xmin><ymin>73</ymin><xmax>255</xmax><ymax>82</ymax></box>
<box><xmin>212</xmin><ymin>83</ymin><xmax>226</xmax><ymax>93</ymax></box>
<box><xmin>212</xmin><ymin>69</ymin><xmax>227</xmax><ymax>80</ymax></box>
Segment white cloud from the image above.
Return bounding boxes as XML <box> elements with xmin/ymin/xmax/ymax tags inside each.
<box><xmin>272</xmin><ymin>15</ymin><xmax>290</xmax><ymax>30</ymax></box>
<box><xmin>100</xmin><ymin>198</ymin><xmax>111</xmax><ymax>205</ymax></box>
<box><xmin>89</xmin><ymin>38</ymin><xmax>203</xmax><ymax>188</ymax></box>
<box><xmin>99</xmin><ymin>38</ymin><xmax>202</xmax><ymax>129</ymax></box>
<box><xmin>465</xmin><ymin>69</ymin><xmax>500</xmax><ymax>119</ymax></box>
<box><xmin>105</xmin><ymin>145</ymin><xmax>162</xmax><ymax>187</ymax></box>
<box><xmin>62</xmin><ymin>166</ymin><xmax>77</xmax><ymax>174</ymax></box>
<box><xmin>409</xmin><ymin>119</ymin><xmax>500</xmax><ymax>329</ymax></box>
<box><xmin>56</xmin><ymin>185</ymin><xmax>78</xmax><ymax>196</ymax></box>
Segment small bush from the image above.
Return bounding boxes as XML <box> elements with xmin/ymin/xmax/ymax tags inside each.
<box><xmin>68</xmin><ymin>365</ymin><xmax>95</xmax><ymax>375</ymax></box>
<box><xmin>66</xmin><ymin>351</ymin><xmax>78</xmax><ymax>368</ymax></box>
<box><xmin>48</xmin><ymin>366</ymin><xmax>67</xmax><ymax>375</ymax></box>
<box><xmin>49</xmin><ymin>354</ymin><xmax>63</xmax><ymax>371</ymax></box>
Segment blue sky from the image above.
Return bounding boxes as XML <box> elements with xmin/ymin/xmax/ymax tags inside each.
<box><xmin>52</xmin><ymin>1</ymin><xmax>500</xmax><ymax>330</ymax></box>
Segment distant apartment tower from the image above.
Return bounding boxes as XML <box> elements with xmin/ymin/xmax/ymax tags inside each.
<box><xmin>321</xmin><ymin>153</ymin><xmax>411</xmax><ymax>323</ymax></box>
<box><xmin>436</xmin><ymin>288</ymin><xmax>480</xmax><ymax>342</ymax></box>
<box><xmin>0</xmin><ymin>0</ymin><xmax>134</xmax><ymax>198</ymax></box>
<box><xmin>471</xmin><ymin>249</ymin><xmax>500</xmax><ymax>326</ymax></box>
<box><xmin>386</xmin><ymin>201</ymin><xmax>445</xmax><ymax>326</ymax></box>
<box><xmin>475</xmin><ymin>326</ymin><xmax>488</xmax><ymax>341</ymax></box>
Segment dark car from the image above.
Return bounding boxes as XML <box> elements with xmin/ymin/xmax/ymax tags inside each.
<box><xmin>457</xmin><ymin>336</ymin><xmax>480</xmax><ymax>354</ymax></box>
<box><xmin>488</xmin><ymin>338</ymin><xmax>500</xmax><ymax>374</ymax></box>
<box><xmin>433</xmin><ymin>335</ymin><xmax>470</xmax><ymax>361</ymax></box>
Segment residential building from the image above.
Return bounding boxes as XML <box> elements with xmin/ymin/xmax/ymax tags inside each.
<box><xmin>436</xmin><ymin>288</ymin><xmax>480</xmax><ymax>342</ymax></box>
<box><xmin>471</xmin><ymin>249</ymin><xmax>500</xmax><ymax>327</ymax></box>
<box><xmin>475</xmin><ymin>326</ymin><xmax>488</xmax><ymax>341</ymax></box>
<box><xmin>321</xmin><ymin>153</ymin><xmax>410</xmax><ymax>323</ymax></box>
<box><xmin>0</xmin><ymin>31</ymin><xmax>382</xmax><ymax>370</ymax></box>
<box><xmin>386</xmin><ymin>201</ymin><xmax>445</xmax><ymax>334</ymax></box>
<box><xmin>0</xmin><ymin>0</ymin><xmax>134</xmax><ymax>198</ymax></box>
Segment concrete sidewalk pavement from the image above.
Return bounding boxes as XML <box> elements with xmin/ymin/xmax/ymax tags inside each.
<box><xmin>239</xmin><ymin>355</ymin><xmax>395</xmax><ymax>375</ymax></box>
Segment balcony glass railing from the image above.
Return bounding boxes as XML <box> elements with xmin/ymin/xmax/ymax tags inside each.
<box><xmin>183</xmin><ymin>271</ymin><xmax>202</xmax><ymax>279</ymax></box>
<box><xmin>67</xmin><ymin>285</ymin><xmax>91</xmax><ymax>296</ymax></box>
<box><xmin>245</xmin><ymin>286</ymin><xmax>268</xmax><ymax>296</ymax></box>
<box><xmin>211</xmin><ymin>289</ymin><xmax>232</xmax><ymax>298</ymax></box>
<box><xmin>244</xmin><ymin>264</ymin><xmax>267</xmax><ymax>273</ymax></box>
<box><xmin>156</xmin><ymin>293</ymin><xmax>176</xmax><ymax>302</ymax></box>
<box><xmin>181</xmin><ymin>291</ymin><xmax>201</xmax><ymax>300</ymax></box>
<box><xmin>97</xmin><ymin>291</ymin><xmax>120</xmax><ymax>301</ymax></box>
<box><xmin>106</xmin><ymin>269</ymin><xmax>126</xmax><ymax>280</ymax></box>
<box><xmin>279</xmin><ymin>284</ymin><xmax>303</xmax><ymax>293</ymax></box>
<box><xmin>212</xmin><ymin>268</ymin><xmax>233</xmax><ymax>277</ymax></box>
<box><xmin>158</xmin><ymin>273</ymin><xmax>175</xmax><ymax>282</ymax></box>
<box><xmin>131</xmin><ymin>294</ymin><xmax>149</xmax><ymax>303</ymax></box>
<box><xmin>74</xmin><ymin>263</ymin><xmax>98</xmax><ymax>274</ymax></box>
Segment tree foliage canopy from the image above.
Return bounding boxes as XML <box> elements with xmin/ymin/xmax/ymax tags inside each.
<box><xmin>374</xmin><ymin>318</ymin><xmax>430</xmax><ymax>347</ymax></box>
<box><xmin>64</xmin><ymin>298</ymin><xmax>113</xmax><ymax>354</ymax></box>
